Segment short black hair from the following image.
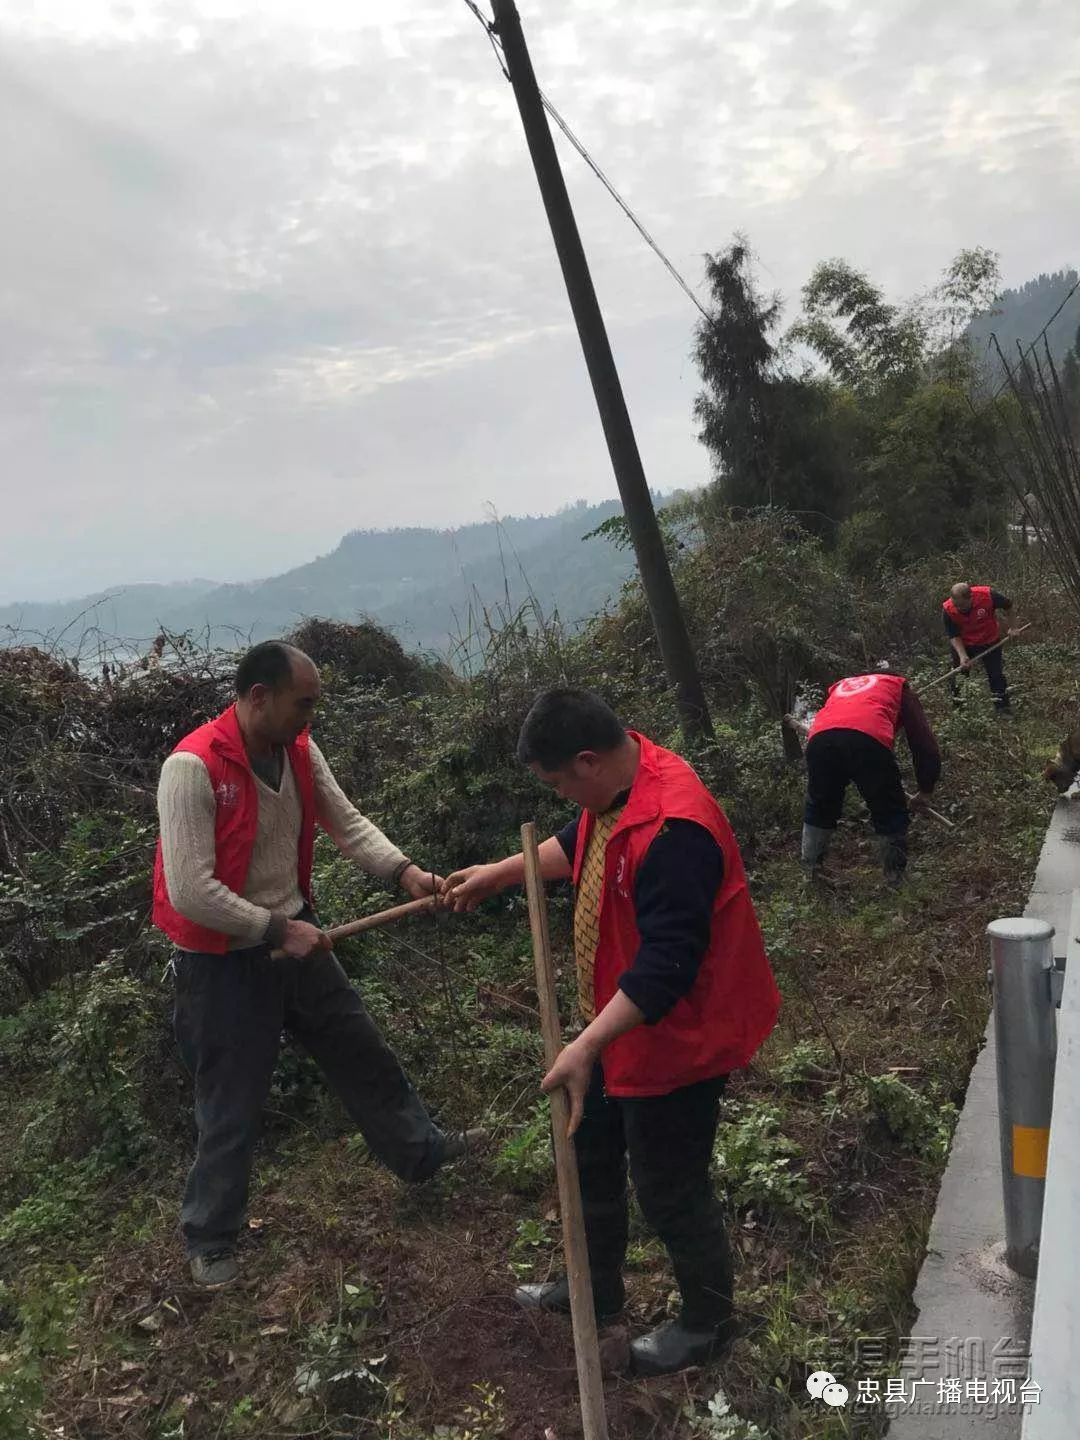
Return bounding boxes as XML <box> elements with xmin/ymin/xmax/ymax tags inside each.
<box><xmin>236</xmin><ymin>641</ymin><xmax>303</xmax><ymax>697</ymax></box>
<box><xmin>516</xmin><ymin>688</ymin><xmax>627</xmax><ymax>769</ymax></box>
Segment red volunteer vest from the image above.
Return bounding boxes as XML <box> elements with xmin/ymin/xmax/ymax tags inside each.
<box><xmin>942</xmin><ymin>585</ymin><xmax>999</xmax><ymax>647</ymax></box>
<box><xmin>572</xmin><ymin>732</ymin><xmax>779</xmax><ymax>1098</ymax></box>
<box><xmin>808</xmin><ymin>673</ymin><xmax>906</xmax><ymax>751</ymax></box>
<box><xmin>152</xmin><ymin>704</ymin><xmax>317</xmax><ymax>953</ymax></box>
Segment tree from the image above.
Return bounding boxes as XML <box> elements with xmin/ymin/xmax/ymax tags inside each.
<box><xmin>837</xmin><ymin>382</ymin><xmax>1007</xmax><ymax>575</ymax></box>
<box><xmin>693</xmin><ymin>239</ymin><xmax>849</xmax><ymax>536</ymax></box>
<box><xmin>693</xmin><ymin>239</ymin><xmax>777</xmax><ymax>507</ymax></box>
<box><xmin>930</xmin><ymin>247</ymin><xmax>1002</xmax><ymax>345</ymax></box>
<box><xmin>790</xmin><ymin>259</ymin><xmax>926</xmax><ymax>391</ymax></box>
<box><xmin>789</xmin><ymin>249</ymin><xmax>1002</xmax><ymax>392</ymax></box>
<box><xmin>782</xmin><ymin>248</ymin><xmax>1009</xmax><ymax>572</ymax></box>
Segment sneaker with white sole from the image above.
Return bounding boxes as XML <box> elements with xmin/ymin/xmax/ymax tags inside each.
<box><xmin>190</xmin><ymin>1248</ymin><xmax>239</xmax><ymax>1289</ymax></box>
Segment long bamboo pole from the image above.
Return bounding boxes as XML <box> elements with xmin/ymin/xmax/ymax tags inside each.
<box><xmin>521</xmin><ymin>821</ymin><xmax>609</xmax><ymax>1440</ymax></box>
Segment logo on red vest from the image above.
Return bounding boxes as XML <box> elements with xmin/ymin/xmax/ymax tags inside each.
<box><xmin>835</xmin><ymin>675</ymin><xmax>878</xmax><ymax>697</ymax></box>
<box><xmin>614</xmin><ymin>854</ymin><xmax>629</xmax><ymax>897</ymax></box>
<box><xmin>215</xmin><ymin>779</ymin><xmax>241</xmax><ymax>809</ymax></box>
<box><xmin>976</xmin><ymin>607</ymin><xmax>987</xmax><ymax>618</ymax></box>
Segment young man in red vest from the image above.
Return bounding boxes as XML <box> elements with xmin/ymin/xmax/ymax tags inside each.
<box><xmin>801</xmin><ymin>670</ymin><xmax>941</xmax><ymax>884</ymax></box>
<box><xmin>942</xmin><ymin>582</ymin><xmax>1013</xmax><ymax>710</ymax></box>
<box><xmin>443</xmin><ymin>688</ymin><xmax>779</xmax><ymax>1377</ymax></box>
<box><xmin>155</xmin><ymin>641</ymin><xmax>484</xmax><ymax>1290</ymax></box>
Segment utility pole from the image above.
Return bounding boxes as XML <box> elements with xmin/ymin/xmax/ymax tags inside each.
<box><xmin>489</xmin><ymin>0</ymin><xmax>713</xmax><ymax>740</ymax></box>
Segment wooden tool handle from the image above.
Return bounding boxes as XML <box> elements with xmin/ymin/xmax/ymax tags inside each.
<box><xmin>522</xmin><ymin>822</ymin><xmax>609</xmax><ymax>1440</ymax></box>
<box><xmin>269</xmin><ymin>894</ymin><xmax>436</xmax><ymax>959</ymax></box>
<box><xmin>907</xmin><ymin>793</ymin><xmax>956</xmax><ymax>828</ymax></box>
<box><xmin>915</xmin><ymin>622</ymin><xmax>1031</xmax><ymax>697</ymax></box>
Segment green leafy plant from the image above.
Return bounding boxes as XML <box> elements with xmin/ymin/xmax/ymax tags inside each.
<box><xmin>866</xmin><ymin>1074</ymin><xmax>958</xmax><ymax>1161</ymax></box>
<box><xmin>0</xmin><ymin>1156</ymin><xmax>109</xmax><ymax>1249</ymax></box>
<box><xmin>492</xmin><ymin>1102</ymin><xmax>552</xmax><ymax>1194</ymax></box>
<box><xmin>507</xmin><ymin>1216</ymin><xmax>554</xmax><ymax>1280</ymax></box>
<box><xmin>687</xmin><ymin>1388</ymin><xmax>772</xmax><ymax>1439</ymax></box>
<box><xmin>714</xmin><ymin>1102</ymin><xmax>822</xmax><ymax>1222</ymax></box>
<box><xmin>428</xmin><ymin>1383</ymin><xmax>507</xmax><ymax>1440</ymax></box>
<box><xmin>293</xmin><ymin>1274</ymin><xmax>386</xmax><ymax>1412</ymax></box>
<box><xmin>773</xmin><ymin>1041</ymin><xmax>833</xmax><ymax>1086</ymax></box>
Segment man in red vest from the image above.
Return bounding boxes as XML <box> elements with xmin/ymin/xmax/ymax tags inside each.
<box><xmin>442</xmin><ymin>688</ymin><xmax>779</xmax><ymax>1377</ymax></box>
<box><xmin>942</xmin><ymin>582</ymin><xmax>1013</xmax><ymax>710</ymax></box>
<box><xmin>155</xmin><ymin>641</ymin><xmax>484</xmax><ymax>1290</ymax></box>
<box><xmin>801</xmin><ymin>670</ymin><xmax>941</xmax><ymax>884</ymax></box>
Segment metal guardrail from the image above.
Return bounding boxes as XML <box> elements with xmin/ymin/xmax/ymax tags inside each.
<box><xmin>988</xmin><ymin>917</ymin><xmax>1056</xmax><ymax>1277</ymax></box>
<box><xmin>1021</xmin><ymin>888</ymin><xmax>1080</xmax><ymax>1438</ymax></box>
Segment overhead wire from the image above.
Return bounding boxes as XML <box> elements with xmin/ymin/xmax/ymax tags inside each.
<box><xmin>460</xmin><ymin>0</ymin><xmax>711</xmax><ymax>320</ymax></box>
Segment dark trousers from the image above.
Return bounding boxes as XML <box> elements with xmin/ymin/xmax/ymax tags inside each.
<box><xmin>575</xmin><ymin>1063</ymin><xmax>733</xmax><ymax>1329</ymax></box>
<box><xmin>173</xmin><ymin>919</ymin><xmax>443</xmax><ymax>1257</ymax></box>
<box><xmin>948</xmin><ymin>644</ymin><xmax>1009</xmax><ymax>708</ymax></box>
<box><xmin>804</xmin><ymin>729</ymin><xmax>909</xmax><ymax>837</ymax></box>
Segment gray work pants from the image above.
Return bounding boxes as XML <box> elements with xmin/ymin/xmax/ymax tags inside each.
<box><xmin>173</xmin><ymin>919</ymin><xmax>444</xmax><ymax>1257</ymax></box>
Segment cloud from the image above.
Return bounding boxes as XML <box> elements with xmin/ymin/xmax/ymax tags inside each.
<box><xmin>0</xmin><ymin>0</ymin><xmax>1076</xmax><ymax>600</ymax></box>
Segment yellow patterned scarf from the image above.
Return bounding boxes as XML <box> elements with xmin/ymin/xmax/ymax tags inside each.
<box><xmin>572</xmin><ymin>804</ymin><xmax>624</xmax><ymax>1022</ymax></box>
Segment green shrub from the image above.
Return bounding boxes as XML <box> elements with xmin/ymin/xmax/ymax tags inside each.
<box><xmin>491</xmin><ymin>1102</ymin><xmax>552</xmax><ymax>1195</ymax></box>
<box><xmin>865</xmin><ymin>1074</ymin><xmax>957</xmax><ymax>1161</ymax></box>
<box><xmin>714</xmin><ymin>1102</ymin><xmax>822</xmax><ymax>1222</ymax></box>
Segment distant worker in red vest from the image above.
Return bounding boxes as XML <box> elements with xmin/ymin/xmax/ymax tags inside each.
<box><xmin>154</xmin><ymin>641</ymin><xmax>484</xmax><ymax>1291</ymax></box>
<box><xmin>943</xmin><ymin>582</ymin><xmax>1014</xmax><ymax>711</ymax></box>
<box><xmin>442</xmin><ymin>688</ymin><xmax>780</xmax><ymax>1377</ymax></box>
<box><xmin>801</xmin><ymin>670</ymin><xmax>941</xmax><ymax>885</ymax></box>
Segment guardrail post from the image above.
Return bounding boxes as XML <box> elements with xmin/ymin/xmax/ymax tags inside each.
<box><xmin>1022</xmin><ymin>889</ymin><xmax>1080</xmax><ymax>1438</ymax></box>
<box><xmin>988</xmin><ymin>917</ymin><xmax>1056</xmax><ymax>1277</ymax></box>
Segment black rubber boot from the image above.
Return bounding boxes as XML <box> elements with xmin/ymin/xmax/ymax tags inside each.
<box><xmin>800</xmin><ymin>823</ymin><xmax>832</xmax><ymax>869</ymax></box>
<box><xmin>878</xmin><ymin>832</ymin><xmax>908</xmax><ymax>886</ymax></box>
<box><xmin>514</xmin><ymin>1273</ymin><xmax>625</xmax><ymax>1323</ymax></box>
<box><xmin>629</xmin><ymin>1316</ymin><xmax>737</xmax><ymax>1377</ymax></box>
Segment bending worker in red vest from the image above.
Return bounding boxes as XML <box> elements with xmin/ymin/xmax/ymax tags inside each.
<box><xmin>154</xmin><ymin>641</ymin><xmax>483</xmax><ymax>1290</ymax></box>
<box><xmin>801</xmin><ymin>671</ymin><xmax>941</xmax><ymax>884</ymax></box>
<box><xmin>442</xmin><ymin>688</ymin><xmax>779</xmax><ymax>1377</ymax></box>
<box><xmin>942</xmin><ymin>581</ymin><xmax>1013</xmax><ymax>711</ymax></box>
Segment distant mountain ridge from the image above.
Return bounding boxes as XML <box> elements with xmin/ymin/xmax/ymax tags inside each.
<box><xmin>966</xmin><ymin>268</ymin><xmax>1080</xmax><ymax>374</ymax></box>
<box><xmin>0</xmin><ymin>498</ymin><xmax>653</xmax><ymax>659</ymax></box>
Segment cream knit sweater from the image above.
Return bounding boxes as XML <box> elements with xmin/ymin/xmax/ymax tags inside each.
<box><xmin>157</xmin><ymin>740</ymin><xmax>410</xmax><ymax>950</ymax></box>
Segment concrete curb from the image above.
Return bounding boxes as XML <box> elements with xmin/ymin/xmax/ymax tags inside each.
<box><xmin>885</xmin><ymin>799</ymin><xmax>1078</xmax><ymax>1436</ymax></box>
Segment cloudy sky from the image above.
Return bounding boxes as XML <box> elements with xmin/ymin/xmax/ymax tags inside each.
<box><xmin>2</xmin><ymin>0</ymin><xmax>1077</xmax><ymax>602</ymax></box>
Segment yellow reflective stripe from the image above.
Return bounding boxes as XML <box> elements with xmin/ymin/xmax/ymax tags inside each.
<box><xmin>1012</xmin><ymin>1125</ymin><xmax>1050</xmax><ymax>1179</ymax></box>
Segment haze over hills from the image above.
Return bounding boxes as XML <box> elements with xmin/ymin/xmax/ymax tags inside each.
<box><xmin>0</xmin><ymin>498</ymin><xmax>646</xmax><ymax>659</ymax></box>
<box><xmin>6</xmin><ymin>268</ymin><xmax>1076</xmax><ymax>665</ymax></box>
<box><xmin>967</xmin><ymin>268</ymin><xmax>1080</xmax><ymax>372</ymax></box>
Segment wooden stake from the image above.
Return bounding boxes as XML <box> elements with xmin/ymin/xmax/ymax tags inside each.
<box><xmin>914</xmin><ymin>623</ymin><xmax>1031</xmax><ymax>697</ymax></box>
<box><xmin>269</xmin><ymin>895</ymin><xmax>436</xmax><ymax>958</ymax></box>
<box><xmin>521</xmin><ymin>822</ymin><xmax>610</xmax><ymax>1440</ymax></box>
